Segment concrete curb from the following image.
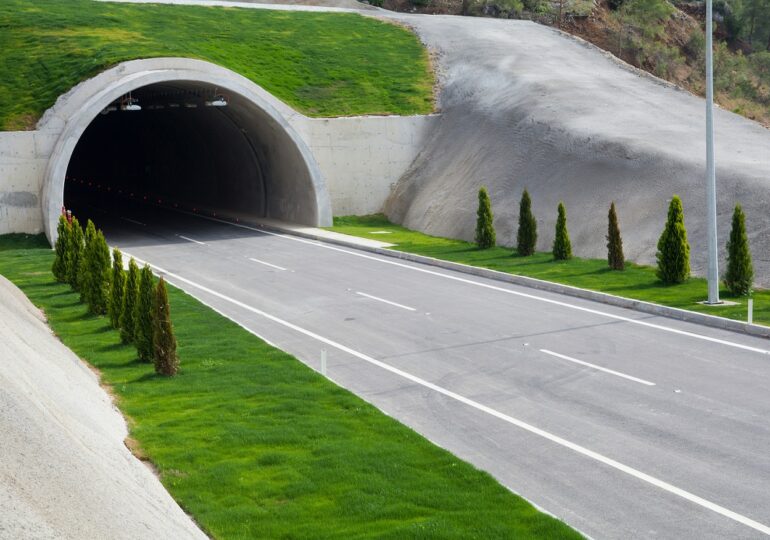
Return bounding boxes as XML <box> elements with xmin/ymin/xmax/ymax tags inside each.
<box><xmin>256</xmin><ymin>221</ymin><xmax>770</xmax><ymax>340</ymax></box>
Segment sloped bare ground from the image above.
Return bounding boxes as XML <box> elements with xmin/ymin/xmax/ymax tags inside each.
<box><xmin>0</xmin><ymin>276</ymin><xmax>205</xmax><ymax>540</ymax></box>
<box><xmin>384</xmin><ymin>14</ymin><xmax>770</xmax><ymax>285</ymax></box>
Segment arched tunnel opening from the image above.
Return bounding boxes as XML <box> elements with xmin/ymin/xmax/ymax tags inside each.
<box><xmin>62</xmin><ymin>80</ymin><xmax>325</xmax><ymax>242</ymax></box>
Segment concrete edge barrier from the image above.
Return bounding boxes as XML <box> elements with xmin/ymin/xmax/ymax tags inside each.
<box><xmin>256</xmin><ymin>221</ymin><xmax>770</xmax><ymax>340</ymax></box>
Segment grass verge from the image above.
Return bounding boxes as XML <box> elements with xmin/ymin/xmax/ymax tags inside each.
<box><xmin>0</xmin><ymin>0</ymin><xmax>434</xmax><ymax>130</ymax></box>
<box><xmin>330</xmin><ymin>214</ymin><xmax>769</xmax><ymax>326</ymax></box>
<box><xmin>0</xmin><ymin>234</ymin><xmax>581</xmax><ymax>539</ymax></box>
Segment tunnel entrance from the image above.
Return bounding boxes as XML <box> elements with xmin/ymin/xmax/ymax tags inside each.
<box><xmin>65</xmin><ymin>82</ymin><xmax>270</xmax><ymax>220</ymax></box>
<box><xmin>43</xmin><ymin>59</ymin><xmax>331</xmax><ymax>243</ymax></box>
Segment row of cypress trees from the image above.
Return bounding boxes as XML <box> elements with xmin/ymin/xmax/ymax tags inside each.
<box><xmin>475</xmin><ymin>189</ymin><xmax>754</xmax><ymax>295</ymax></box>
<box><xmin>52</xmin><ymin>213</ymin><xmax>179</xmax><ymax>375</ymax></box>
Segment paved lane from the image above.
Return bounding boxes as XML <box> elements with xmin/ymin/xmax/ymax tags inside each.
<box><xmin>86</xmin><ymin>202</ymin><xmax>770</xmax><ymax>539</ymax></box>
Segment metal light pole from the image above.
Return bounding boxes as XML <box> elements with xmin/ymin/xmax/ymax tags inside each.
<box><xmin>705</xmin><ymin>0</ymin><xmax>720</xmax><ymax>304</ymax></box>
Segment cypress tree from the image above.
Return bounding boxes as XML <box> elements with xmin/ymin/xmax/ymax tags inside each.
<box><xmin>52</xmin><ymin>215</ymin><xmax>70</xmax><ymax>282</ymax></box>
<box><xmin>656</xmin><ymin>195</ymin><xmax>690</xmax><ymax>284</ymax></box>
<box><xmin>135</xmin><ymin>265</ymin><xmax>155</xmax><ymax>362</ymax></box>
<box><xmin>67</xmin><ymin>217</ymin><xmax>84</xmax><ymax>290</ymax></box>
<box><xmin>84</xmin><ymin>230</ymin><xmax>111</xmax><ymax>314</ymax></box>
<box><xmin>516</xmin><ymin>190</ymin><xmax>537</xmax><ymax>256</ymax></box>
<box><xmin>78</xmin><ymin>220</ymin><xmax>97</xmax><ymax>300</ymax></box>
<box><xmin>552</xmin><ymin>202</ymin><xmax>572</xmax><ymax>260</ymax></box>
<box><xmin>606</xmin><ymin>202</ymin><xmax>625</xmax><ymax>270</ymax></box>
<box><xmin>475</xmin><ymin>186</ymin><xmax>496</xmax><ymax>249</ymax></box>
<box><xmin>108</xmin><ymin>249</ymin><xmax>126</xmax><ymax>329</ymax></box>
<box><xmin>120</xmin><ymin>259</ymin><xmax>140</xmax><ymax>344</ymax></box>
<box><xmin>724</xmin><ymin>203</ymin><xmax>753</xmax><ymax>295</ymax></box>
<box><xmin>153</xmin><ymin>277</ymin><xmax>179</xmax><ymax>376</ymax></box>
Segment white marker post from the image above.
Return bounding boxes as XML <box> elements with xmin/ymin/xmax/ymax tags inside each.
<box><xmin>748</xmin><ymin>298</ymin><xmax>754</xmax><ymax>325</ymax></box>
<box><xmin>321</xmin><ymin>349</ymin><xmax>327</xmax><ymax>376</ymax></box>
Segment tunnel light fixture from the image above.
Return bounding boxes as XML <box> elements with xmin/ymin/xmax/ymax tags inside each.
<box><xmin>169</xmin><ymin>103</ymin><xmax>180</xmax><ymax>108</ymax></box>
<box><xmin>205</xmin><ymin>94</ymin><xmax>228</xmax><ymax>107</ymax></box>
<box><xmin>184</xmin><ymin>102</ymin><xmax>197</xmax><ymax>109</ymax></box>
<box><xmin>120</xmin><ymin>92</ymin><xmax>141</xmax><ymax>111</ymax></box>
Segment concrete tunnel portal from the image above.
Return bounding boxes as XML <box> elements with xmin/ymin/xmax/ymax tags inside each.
<box><xmin>43</xmin><ymin>59</ymin><xmax>332</xmax><ymax>243</ymax></box>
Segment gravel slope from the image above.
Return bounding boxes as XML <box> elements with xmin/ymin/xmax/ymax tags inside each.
<box><xmin>0</xmin><ymin>276</ymin><xmax>205</xmax><ymax>540</ymax></box>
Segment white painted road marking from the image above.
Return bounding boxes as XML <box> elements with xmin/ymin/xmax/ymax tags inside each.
<box><xmin>122</xmin><ymin>253</ymin><xmax>770</xmax><ymax>537</ymax></box>
<box><xmin>539</xmin><ymin>349</ymin><xmax>656</xmax><ymax>386</ymax></box>
<box><xmin>177</xmin><ymin>234</ymin><xmax>206</xmax><ymax>245</ymax></box>
<box><xmin>121</xmin><ymin>216</ymin><xmax>146</xmax><ymax>226</ymax></box>
<box><xmin>356</xmin><ymin>291</ymin><xmax>416</xmax><ymax>312</ymax></box>
<box><xmin>181</xmin><ymin>213</ymin><xmax>770</xmax><ymax>357</ymax></box>
<box><xmin>248</xmin><ymin>257</ymin><xmax>287</xmax><ymax>271</ymax></box>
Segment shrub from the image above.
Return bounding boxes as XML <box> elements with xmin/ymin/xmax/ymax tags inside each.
<box><xmin>120</xmin><ymin>258</ymin><xmax>140</xmax><ymax>344</ymax></box>
<box><xmin>656</xmin><ymin>195</ymin><xmax>690</xmax><ymax>284</ymax></box>
<box><xmin>66</xmin><ymin>217</ymin><xmax>84</xmax><ymax>290</ymax></box>
<box><xmin>83</xmin><ymin>229</ymin><xmax>111</xmax><ymax>314</ymax></box>
<box><xmin>724</xmin><ymin>203</ymin><xmax>753</xmax><ymax>295</ymax></box>
<box><xmin>153</xmin><ymin>277</ymin><xmax>179</xmax><ymax>376</ymax></box>
<box><xmin>78</xmin><ymin>220</ymin><xmax>97</xmax><ymax>300</ymax></box>
<box><xmin>475</xmin><ymin>186</ymin><xmax>496</xmax><ymax>249</ymax></box>
<box><xmin>108</xmin><ymin>248</ymin><xmax>125</xmax><ymax>329</ymax></box>
<box><xmin>607</xmin><ymin>202</ymin><xmax>625</xmax><ymax>270</ymax></box>
<box><xmin>552</xmin><ymin>202</ymin><xmax>572</xmax><ymax>260</ymax></box>
<box><xmin>516</xmin><ymin>190</ymin><xmax>537</xmax><ymax>256</ymax></box>
<box><xmin>52</xmin><ymin>214</ymin><xmax>70</xmax><ymax>282</ymax></box>
<box><xmin>135</xmin><ymin>265</ymin><xmax>155</xmax><ymax>362</ymax></box>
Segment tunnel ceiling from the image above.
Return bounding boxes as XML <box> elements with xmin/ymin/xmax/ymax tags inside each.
<box><xmin>64</xmin><ymin>79</ymin><xmax>321</xmax><ymax>226</ymax></box>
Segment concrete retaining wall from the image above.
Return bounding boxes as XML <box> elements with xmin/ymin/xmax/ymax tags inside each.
<box><xmin>0</xmin><ymin>58</ymin><xmax>434</xmax><ymax>239</ymax></box>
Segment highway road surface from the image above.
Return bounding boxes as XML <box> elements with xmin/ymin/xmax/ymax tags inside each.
<box><xmin>84</xmin><ymin>201</ymin><xmax>770</xmax><ymax>539</ymax></box>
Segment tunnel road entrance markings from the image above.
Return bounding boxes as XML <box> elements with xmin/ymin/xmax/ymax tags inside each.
<box><xmin>177</xmin><ymin>234</ymin><xmax>206</xmax><ymax>245</ymax></box>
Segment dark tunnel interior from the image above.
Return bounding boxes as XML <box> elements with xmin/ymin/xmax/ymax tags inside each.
<box><xmin>64</xmin><ymin>81</ymin><xmax>319</xmax><ymax>229</ymax></box>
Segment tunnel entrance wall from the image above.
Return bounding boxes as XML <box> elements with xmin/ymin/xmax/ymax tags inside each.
<box><xmin>40</xmin><ymin>58</ymin><xmax>332</xmax><ymax>243</ymax></box>
<box><xmin>0</xmin><ymin>58</ymin><xmax>436</xmax><ymax>242</ymax></box>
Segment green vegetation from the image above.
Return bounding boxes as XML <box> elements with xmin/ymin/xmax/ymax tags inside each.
<box><xmin>109</xmin><ymin>248</ymin><xmax>125</xmax><ymax>329</ymax></box>
<box><xmin>724</xmin><ymin>203</ymin><xmax>754</xmax><ymax>295</ymax></box>
<box><xmin>0</xmin><ymin>0</ymin><xmax>434</xmax><ymax>130</ymax></box>
<box><xmin>552</xmin><ymin>202</ymin><xmax>572</xmax><ymax>261</ymax></box>
<box><xmin>475</xmin><ymin>186</ymin><xmax>496</xmax><ymax>249</ymax></box>
<box><xmin>656</xmin><ymin>195</ymin><xmax>690</xmax><ymax>285</ymax></box>
<box><xmin>606</xmin><ymin>202</ymin><xmax>625</xmax><ymax>271</ymax></box>
<box><xmin>82</xmin><ymin>228</ymin><xmax>111</xmax><ymax>314</ymax></box>
<box><xmin>52</xmin><ymin>215</ymin><xmax>69</xmax><ymax>282</ymax></box>
<box><xmin>66</xmin><ymin>217</ymin><xmax>84</xmax><ymax>289</ymax></box>
<box><xmin>517</xmin><ymin>190</ymin><xmax>538</xmax><ymax>257</ymax></box>
<box><xmin>330</xmin><ymin>214</ymin><xmax>770</xmax><ymax>324</ymax></box>
<box><xmin>120</xmin><ymin>259</ymin><xmax>140</xmax><ymax>344</ymax></box>
<box><xmin>136</xmin><ymin>264</ymin><xmax>155</xmax><ymax>362</ymax></box>
<box><xmin>152</xmin><ymin>277</ymin><xmax>179</xmax><ymax>376</ymax></box>
<box><xmin>0</xmin><ymin>234</ymin><xmax>580</xmax><ymax>539</ymax></box>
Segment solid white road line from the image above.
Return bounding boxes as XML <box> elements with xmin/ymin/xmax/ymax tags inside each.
<box><xmin>248</xmin><ymin>257</ymin><xmax>287</xmax><ymax>271</ymax></box>
<box><xmin>539</xmin><ymin>349</ymin><xmax>656</xmax><ymax>386</ymax></box>
<box><xmin>356</xmin><ymin>291</ymin><xmax>416</xmax><ymax>311</ymax></box>
<box><xmin>198</xmin><ymin>217</ymin><xmax>770</xmax><ymax>356</ymax></box>
<box><xmin>121</xmin><ymin>252</ymin><xmax>770</xmax><ymax>537</ymax></box>
<box><xmin>177</xmin><ymin>234</ymin><xmax>206</xmax><ymax>245</ymax></box>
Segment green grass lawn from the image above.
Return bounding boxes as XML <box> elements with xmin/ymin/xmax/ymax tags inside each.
<box><xmin>330</xmin><ymin>214</ymin><xmax>770</xmax><ymax>326</ymax></box>
<box><xmin>0</xmin><ymin>234</ymin><xmax>581</xmax><ymax>539</ymax></box>
<box><xmin>0</xmin><ymin>0</ymin><xmax>433</xmax><ymax>130</ymax></box>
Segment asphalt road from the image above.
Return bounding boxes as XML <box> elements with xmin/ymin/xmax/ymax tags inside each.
<box><xmin>83</xmin><ymin>201</ymin><xmax>770</xmax><ymax>539</ymax></box>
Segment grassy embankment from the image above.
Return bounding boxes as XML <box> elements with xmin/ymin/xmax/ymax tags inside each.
<box><xmin>0</xmin><ymin>0</ymin><xmax>433</xmax><ymax>130</ymax></box>
<box><xmin>0</xmin><ymin>233</ymin><xmax>581</xmax><ymax>539</ymax></box>
<box><xmin>330</xmin><ymin>214</ymin><xmax>770</xmax><ymax>325</ymax></box>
